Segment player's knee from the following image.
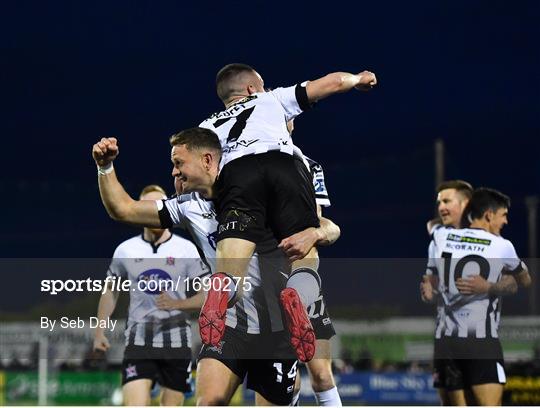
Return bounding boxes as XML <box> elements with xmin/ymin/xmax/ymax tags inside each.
<box><xmin>123</xmin><ymin>394</ymin><xmax>150</xmax><ymax>406</ymax></box>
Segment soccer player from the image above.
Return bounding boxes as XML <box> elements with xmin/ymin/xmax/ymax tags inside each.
<box><xmin>92</xmin><ymin>131</ymin><xmax>341</xmax><ymax>405</ymax></box>
<box><xmin>421</xmin><ymin>188</ymin><xmax>531</xmax><ymax>406</ymax></box>
<box><xmin>284</xmin><ymin>155</ymin><xmax>341</xmax><ymax>406</ymax></box>
<box><xmin>198</xmin><ymin>63</ymin><xmax>377</xmax><ymax>360</ymax></box>
<box><xmin>93</xmin><ymin>184</ymin><xmax>209</xmax><ymax>406</ymax></box>
<box><xmin>422</xmin><ymin>180</ymin><xmax>473</xmax><ymax>405</ymax></box>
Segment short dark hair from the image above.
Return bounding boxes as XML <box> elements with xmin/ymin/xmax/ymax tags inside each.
<box><xmin>169</xmin><ymin>127</ymin><xmax>222</xmax><ymax>156</ymax></box>
<box><xmin>437</xmin><ymin>179</ymin><xmax>473</xmax><ymax>200</ymax></box>
<box><xmin>464</xmin><ymin>187</ymin><xmax>511</xmax><ymax>221</ymax></box>
<box><xmin>216</xmin><ymin>63</ymin><xmax>256</xmax><ymax>102</ymax></box>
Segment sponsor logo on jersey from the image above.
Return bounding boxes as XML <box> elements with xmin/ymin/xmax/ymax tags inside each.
<box><xmin>137</xmin><ymin>269</ymin><xmax>173</xmax><ymax>295</ymax></box>
<box><xmin>166</xmin><ymin>256</ymin><xmax>175</xmax><ymax>265</ymax></box>
<box><xmin>447</xmin><ymin>233</ymin><xmax>491</xmax><ymax>245</ymax></box>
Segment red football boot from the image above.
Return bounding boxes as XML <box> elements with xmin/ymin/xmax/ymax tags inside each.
<box><xmin>199</xmin><ymin>273</ymin><xmax>231</xmax><ymax>346</ymax></box>
<box><xmin>280</xmin><ymin>287</ymin><xmax>316</xmax><ymax>362</ymax></box>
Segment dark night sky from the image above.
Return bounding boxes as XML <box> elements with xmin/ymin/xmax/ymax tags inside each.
<box><xmin>1</xmin><ymin>1</ymin><xmax>539</xmax><ymax>270</ymax></box>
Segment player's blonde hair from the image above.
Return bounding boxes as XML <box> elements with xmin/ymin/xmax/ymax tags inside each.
<box><xmin>139</xmin><ymin>184</ymin><xmax>167</xmax><ymax>199</ymax></box>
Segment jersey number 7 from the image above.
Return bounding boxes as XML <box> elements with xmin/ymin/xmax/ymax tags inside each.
<box><xmin>213</xmin><ymin>107</ymin><xmax>256</xmax><ymax>143</ymax></box>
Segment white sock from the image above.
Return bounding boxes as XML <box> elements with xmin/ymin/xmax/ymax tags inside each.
<box><xmin>286</xmin><ymin>268</ymin><xmax>321</xmax><ymax>307</ymax></box>
<box><xmin>314</xmin><ymin>386</ymin><xmax>342</xmax><ymax>406</ymax></box>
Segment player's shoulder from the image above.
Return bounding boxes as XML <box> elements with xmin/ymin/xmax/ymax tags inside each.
<box><xmin>431</xmin><ymin>224</ymin><xmax>453</xmax><ymax>239</ymax></box>
<box><xmin>175</xmin><ymin>192</ymin><xmax>198</xmax><ymax>205</ymax></box>
<box><xmin>168</xmin><ymin>233</ymin><xmax>199</xmax><ymax>255</ymax></box>
<box><xmin>114</xmin><ymin>235</ymin><xmax>145</xmax><ymax>254</ymax></box>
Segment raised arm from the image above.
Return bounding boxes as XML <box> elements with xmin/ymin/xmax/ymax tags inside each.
<box><xmin>305</xmin><ymin>70</ymin><xmax>377</xmax><ymax>102</ymax></box>
<box><xmin>92</xmin><ymin>137</ymin><xmax>162</xmax><ymax>228</ymax></box>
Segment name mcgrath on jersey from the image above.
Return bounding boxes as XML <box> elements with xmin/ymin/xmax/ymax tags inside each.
<box><xmin>429</xmin><ymin>226</ymin><xmax>525</xmax><ymax>339</ymax></box>
<box><xmin>199</xmin><ymin>84</ymin><xmax>312</xmax><ymax>169</ymax></box>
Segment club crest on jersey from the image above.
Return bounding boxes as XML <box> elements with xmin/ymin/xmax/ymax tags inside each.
<box><xmin>125</xmin><ymin>364</ymin><xmax>138</xmax><ymax>379</ymax></box>
<box><xmin>166</xmin><ymin>256</ymin><xmax>175</xmax><ymax>266</ymax></box>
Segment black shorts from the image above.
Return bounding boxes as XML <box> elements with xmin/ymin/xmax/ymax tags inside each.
<box><xmin>432</xmin><ymin>337</ymin><xmax>506</xmax><ymax>390</ymax></box>
<box><xmin>307</xmin><ymin>294</ymin><xmax>336</xmax><ymax>340</ymax></box>
<box><xmin>122</xmin><ymin>345</ymin><xmax>193</xmax><ymax>393</ymax></box>
<box><xmin>215</xmin><ymin>152</ymin><xmax>319</xmax><ymax>244</ymax></box>
<box><xmin>198</xmin><ymin>327</ymin><xmax>298</xmax><ymax>405</ymax></box>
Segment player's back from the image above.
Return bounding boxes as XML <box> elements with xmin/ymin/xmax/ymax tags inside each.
<box><xmin>430</xmin><ymin>226</ymin><xmax>520</xmax><ymax>338</ymax></box>
<box><xmin>200</xmin><ymin>85</ymin><xmax>308</xmax><ymax>168</ymax></box>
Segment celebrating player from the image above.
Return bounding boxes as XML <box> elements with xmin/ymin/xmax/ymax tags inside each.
<box><xmin>92</xmin><ymin>132</ymin><xmax>341</xmax><ymax>405</ymax></box>
<box><xmin>198</xmin><ymin>63</ymin><xmax>377</xmax><ymax>361</ymax></box>
<box><xmin>421</xmin><ymin>188</ymin><xmax>531</xmax><ymax>405</ymax></box>
<box><xmin>93</xmin><ymin>184</ymin><xmax>209</xmax><ymax>406</ymax></box>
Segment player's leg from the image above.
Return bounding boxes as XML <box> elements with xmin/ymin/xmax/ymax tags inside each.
<box><xmin>307</xmin><ymin>340</ymin><xmax>341</xmax><ymax>406</ymax></box>
<box><xmin>280</xmin><ymin>247</ymin><xmax>321</xmax><ymax>362</ymax></box>
<box><xmin>200</xmin><ymin>242</ymin><xmax>255</xmax><ymax>346</ymax></box>
<box><xmin>433</xmin><ymin>353</ymin><xmax>467</xmax><ymax>406</ymax></box>
<box><xmin>121</xmin><ymin>357</ymin><xmax>159</xmax><ymax>406</ymax></box>
<box><xmin>157</xmin><ymin>354</ymin><xmax>193</xmax><ymax>406</ymax></box>
<box><xmin>267</xmin><ymin>154</ymin><xmax>321</xmax><ymax>361</ymax></box>
<box><xmin>446</xmin><ymin>389</ymin><xmax>468</xmax><ymax>406</ymax></box>
<box><xmin>465</xmin><ymin>358</ymin><xmax>506</xmax><ymax>406</ymax></box>
<box><xmin>160</xmin><ymin>387</ymin><xmax>185</xmax><ymax>406</ymax></box>
<box><xmin>201</xmin><ymin>156</ymin><xmax>266</xmax><ymax>346</ymax></box>
<box><xmin>305</xmin><ymin>301</ymin><xmax>341</xmax><ymax>407</ymax></box>
<box><xmin>122</xmin><ymin>379</ymin><xmax>153</xmax><ymax>406</ymax></box>
<box><xmin>255</xmin><ymin>392</ymin><xmax>277</xmax><ymax>406</ymax></box>
<box><xmin>195</xmin><ymin>358</ymin><xmax>242</xmax><ymax>406</ymax></box>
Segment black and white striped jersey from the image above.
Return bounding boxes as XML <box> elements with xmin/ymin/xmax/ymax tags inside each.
<box><xmin>305</xmin><ymin>155</ymin><xmax>330</xmax><ymax>208</ymax></box>
<box><xmin>199</xmin><ymin>84</ymin><xmax>311</xmax><ymax>169</ymax></box>
<box><xmin>107</xmin><ymin>234</ymin><xmax>209</xmax><ymax>348</ymax></box>
<box><xmin>157</xmin><ymin>193</ymin><xmax>289</xmax><ymax>334</ymax></box>
<box><xmin>429</xmin><ymin>226</ymin><xmax>524</xmax><ymax>339</ymax></box>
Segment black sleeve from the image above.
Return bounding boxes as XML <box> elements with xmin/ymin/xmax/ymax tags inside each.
<box><xmin>295</xmin><ymin>83</ymin><xmax>313</xmax><ymax>111</ymax></box>
<box><xmin>158</xmin><ymin>199</ymin><xmax>174</xmax><ymax>229</ymax></box>
<box><xmin>502</xmin><ymin>261</ymin><xmax>525</xmax><ymax>276</ymax></box>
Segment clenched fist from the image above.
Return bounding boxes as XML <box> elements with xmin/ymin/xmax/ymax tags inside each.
<box><xmin>355</xmin><ymin>70</ymin><xmax>377</xmax><ymax>91</ymax></box>
<box><xmin>92</xmin><ymin>137</ymin><xmax>119</xmax><ymax>168</ymax></box>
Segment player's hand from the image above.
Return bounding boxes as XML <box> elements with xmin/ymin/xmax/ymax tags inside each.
<box><xmin>420</xmin><ymin>275</ymin><xmax>434</xmax><ymax>302</ymax></box>
<box><xmin>156</xmin><ymin>292</ymin><xmax>179</xmax><ymax>310</ymax></box>
<box><xmin>355</xmin><ymin>71</ymin><xmax>377</xmax><ymax>91</ymax></box>
<box><xmin>278</xmin><ymin>227</ymin><xmax>320</xmax><ymax>262</ymax></box>
<box><xmin>456</xmin><ymin>275</ymin><xmax>491</xmax><ymax>295</ymax></box>
<box><xmin>93</xmin><ymin>332</ymin><xmax>110</xmax><ymax>352</ymax></box>
<box><xmin>92</xmin><ymin>137</ymin><xmax>119</xmax><ymax>167</ymax></box>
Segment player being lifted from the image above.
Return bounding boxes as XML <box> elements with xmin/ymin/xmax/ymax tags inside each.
<box><xmin>421</xmin><ymin>188</ymin><xmax>531</xmax><ymax>406</ymax></box>
<box><xmin>198</xmin><ymin>63</ymin><xmax>377</xmax><ymax>361</ymax></box>
<box><xmin>93</xmin><ymin>185</ymin><xmax>209</xmax><ymax>406</ymax></box>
